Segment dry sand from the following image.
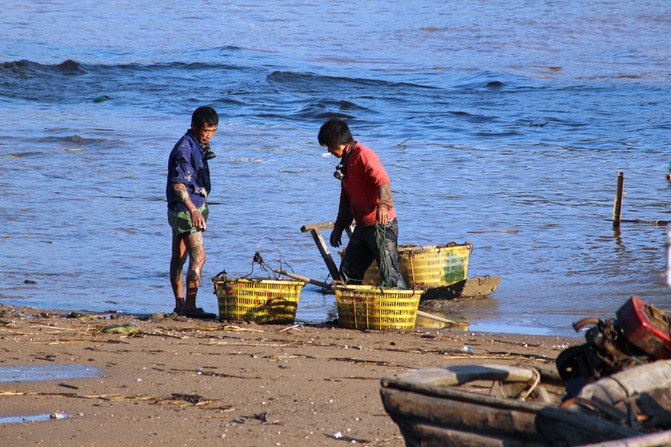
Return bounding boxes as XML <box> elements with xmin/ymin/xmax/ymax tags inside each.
<box><xmin>0</xmin><ymin>304</ymin><xmax>581</xmax><ymax>446</ymax></box>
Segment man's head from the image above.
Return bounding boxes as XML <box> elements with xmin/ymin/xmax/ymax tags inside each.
<box><xmin>318</xmin><ymin>118</ymin><xmax>354</xmax><ymax>158</ymax></box>
<box><xmin>191</xmin><ymin>106</ymin><xmax>219</xmax><ymax>146</ymax></box>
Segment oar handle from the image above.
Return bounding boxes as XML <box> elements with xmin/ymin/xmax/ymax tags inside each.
<box><xmin>274</xmin><ymin>269</ymin><xmax>332</xmax><ymax>289</ymax></box>
<box><xmin>416</xmin><ymin>310</ymin><xmax>465</xmax><ymax>327</ymax></box>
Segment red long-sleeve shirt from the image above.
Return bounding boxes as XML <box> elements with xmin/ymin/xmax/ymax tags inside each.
<box><xmin>339</xmin><ymin>142</ymin><xmax>396</xmax><ymax>227</ymax></box>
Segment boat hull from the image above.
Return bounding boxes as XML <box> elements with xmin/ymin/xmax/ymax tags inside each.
<box><xmin>380</xmin><ymin>365</ymin><xmax>640</xmax><ymax>446</ymax></box>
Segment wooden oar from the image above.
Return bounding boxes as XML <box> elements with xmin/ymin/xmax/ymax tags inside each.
<box><xmin>274</xmin><ymin>268</ymin><xmax>331</xmax><ymax>289</ymax></box>
<box><xmin>273</xmin><ymin>268</ymin><xmax>465</xmax><ymax>327</ymax></box>
<box><xmin>416</xmin><ymin>310</ymin><xmax>467</xmax><ymax>327</ymax></box>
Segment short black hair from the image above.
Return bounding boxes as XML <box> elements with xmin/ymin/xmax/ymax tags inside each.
<box><xmin>191</xmin><ymin>106</ymin><xmax>219</xmax><ymax>129</ymax></box>
<box><xmin>318</xmin><ymin>118</ymin><xmax>354</xmax><ymax>147</ymax></box>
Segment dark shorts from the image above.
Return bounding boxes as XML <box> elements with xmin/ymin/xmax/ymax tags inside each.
<box><xmin>167</xmin><ymin>203</ymin><xmax>209</xmax><ymax>236</ymax></box>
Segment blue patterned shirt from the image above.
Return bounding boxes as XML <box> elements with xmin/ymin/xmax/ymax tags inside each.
<box><xmin>166</xmin><ymin>129</ymin><xmax>211</xmax><ymax>212</ymax></box>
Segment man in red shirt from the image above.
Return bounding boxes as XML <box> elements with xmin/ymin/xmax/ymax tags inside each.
<box><xmin>318</xmin><ymin>118</ymin><xmax>406</xmax><ymax>288</ymax></box>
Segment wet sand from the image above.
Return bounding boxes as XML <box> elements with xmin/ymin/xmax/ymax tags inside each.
<box><xmin>0</xmin><ymin>304</ymin><xmax>581</xmax><ymax>446</ymax></box>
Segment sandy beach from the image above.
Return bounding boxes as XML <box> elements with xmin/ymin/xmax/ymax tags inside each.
<box><xmin>0</xmin><ymin>304</ymin><xmax>581</xmax><ymax>446</ymax></box>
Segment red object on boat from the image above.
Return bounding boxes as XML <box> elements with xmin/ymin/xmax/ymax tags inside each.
<box><xmin>616</xmin><ymin>295</ymin><xmax>671</xmax><ymax>359</ymax></box>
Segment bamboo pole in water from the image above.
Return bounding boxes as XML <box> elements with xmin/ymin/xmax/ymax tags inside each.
<box><xmin>612</xmin><ymin>171</ymin><xmax>624</xmax><ymax>228</ymax></box>
<box><xmin>612</xmin><ymin>171</ymin><xmax>670</xmax><ymax>226</ymax></box>
<box><xmin>667</xmin><ymin>225</ymin><xmax>671</xmax><ymax>288</ymax></box>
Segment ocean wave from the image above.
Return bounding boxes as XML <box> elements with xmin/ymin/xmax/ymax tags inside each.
<box><xmin>0</xmin><ymin>59</ymin><xmax>86</xmax><ymax>77</ymax></box>
<box><xmin>266</xmin><ymin>70</ymin><xmax>439</xmax><ymax>91</ymax></box>
<box><xmin>289</xmin><ymin>99</ymin><xmax>372</xmax><ymax>121</ymax></box>
<box><xmin>0</xmin><ymin>59</ymin><xmax>243</xmax><ymax>76</ymax></box>
<box><xmin>451</xmin><ymin>71</ymin><xmax>533</xmax><ymax>90</ymax></box>
<box><xmin>0</xmin><ymin>59</ymin><xmax>252</xmax><ymax>105</ymax></box>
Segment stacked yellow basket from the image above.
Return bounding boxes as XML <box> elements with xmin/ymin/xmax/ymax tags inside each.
<box><xmin>398</xmin><ymin>242</ymin><xmax>472</xmax><ymax>289</ymax></box>
<box><xmin>349</xmin><ymin>242</ymin><xmax>472</xmax><ymax>289</ymax></box>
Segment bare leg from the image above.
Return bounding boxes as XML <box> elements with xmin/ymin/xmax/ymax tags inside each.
<box><xmin>170</xmin><ymin>234</ymin><xmax>189</xmax><ymax>312</ymax></box>
<box><xmin>182</xmin><ymin>231</ymin><xmax>206</xmax><ymax>312</ymax></box>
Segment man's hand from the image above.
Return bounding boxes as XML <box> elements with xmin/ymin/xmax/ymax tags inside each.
<box><xmin>377</xmin><ymin>183</ymin><xmax>393</xmax><ymax>225</ymax></box>
<box><xmin>377</xmin><ymin>205</ymin><xmax>390</xmax><ymax>225</ymax></box>
<box><xmin>174</xmin><ymin>183</ymin><xmax>206</xmax><ymax>231</ymax></box>
<box><xmin>190</xmin><ymin>208</ymin><xmax>207</xmax><ymax>232</ymax></box>
<box><xmin>330</xmin><ymin>228</ymin><xmax>343</xmax><ymax>247</ymax></box>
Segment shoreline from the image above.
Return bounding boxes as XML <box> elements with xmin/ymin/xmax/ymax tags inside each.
<box><xmin>0</xmin><ymin>303</ymin><xmax>581</xmax><ymax>446</ymax></box>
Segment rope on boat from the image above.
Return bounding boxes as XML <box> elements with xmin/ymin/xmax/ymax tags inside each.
<box><xmin>520</xmin><ymin>368</ymin><xmax>541</xmax><ymax>401</ymax></box>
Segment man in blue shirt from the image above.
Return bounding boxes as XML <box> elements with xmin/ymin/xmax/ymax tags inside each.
<box><xmin>166</xmin><ymin>106</ymin><xmax>218</xmax><ymax>318</ymax></box>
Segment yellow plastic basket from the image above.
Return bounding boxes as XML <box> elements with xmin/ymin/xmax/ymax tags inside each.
<box><xmin>398</xmin><ymin>242</ymin><xmax>472</xmax><ymax>289</ymax></box>
<box><xmin>347</xmin><ymin>242</ymin><xmax>472</xmax><ymax>289</ymax></box>
<box><xmin>212</xmin><ymin>276</ymin><xmax>305</xmax><ymax>324</ymax></box>
<box><xmin>333</xmin><ymin>285</ymin><xmax>423</xmax><ymax>331</ymax></box>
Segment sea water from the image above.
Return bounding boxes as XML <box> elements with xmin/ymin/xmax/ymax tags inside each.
<box><xmin>1</xmin><ymin>0</ymin><xmax>670</xmax><ymax>336</ymax></box>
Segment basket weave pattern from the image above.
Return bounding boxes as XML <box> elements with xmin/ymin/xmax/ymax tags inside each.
<box><xmin>213</xmin><ymin>277</ymin><xmax>304</xmax><ymax>324</ymax></box>
<box><xmin>334</xmin><ymin>285</ymin><xmax>423</xmax><ymax>331</ymax></box>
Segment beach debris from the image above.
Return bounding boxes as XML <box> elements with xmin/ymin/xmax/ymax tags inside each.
<box><xmin>153</xmin><ymin>393</ymin><xmax>205</xmax><ymax>405</ymax></box>
<box><xmin>327</xmin><ymin>431</ymin><xmax>370</xmax><ymax>443</ymax></box>
<box><xmin>278</xmin><ymin>324</ymin><xmax>300</xmax><ymax>333</ymax></box>
<box><xmin>255</xmin><ymin>412</ymin><xmax>269</xmax><ymax>423</ymax></box>
<box><xmin>50</xmin><ymin>412</ymin><xmax>69</xmax><ymax>420</ymax></box>
<box><xmin>440</xmin><ymin>350</ymin><xmax>554</xmax><ymax>361</ymax></box>
<box><xmin>331</xmin><ymin>357</ymin><xmax>391</xmax><ymax>367</ymax></box>
<box><xmin>0</xmin><ymin>412</ymin><xmax>72</xmax><ymax>424</ymax></box>
<box><xmin>101</xmin><ymin>323</ymin><xmax>142</xmax><ymax>336</ymax></box>
<box><xmin>143</xmin><ymin>328</ymin><xmax>184</xmax><ymax>339</ymax></box>
<box><xmin>221</xmin><ymin>324</ymin><xmax>264</xmax><ymax>332</ymax></box>
<box><xmin>0</xmin><ymin>388</ymin><xmax>233</xmax><ymax>413</ymax></box>
<box><xmin>168</xmin><ymin>367</ymin><xmax>257</xmax><ymax>380</ymax></box>
<box><xmin>232</xmin><ymin>412</ymin><xmax>274</xmax><ymax>424</ymax></box>
<box><xmin>148</xmin><ymin>312</ymin><xmax>168</xmax><ymax>322</ymax></box>
<box><xmin>172</xmin><ymin>393</ymin><xmax>204</xmax><ymax>404</ymax></box>
<box><xmin>0</xmin><ymin>308</ymin><xmax>22</xmax><ymax>319</ymax></box>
